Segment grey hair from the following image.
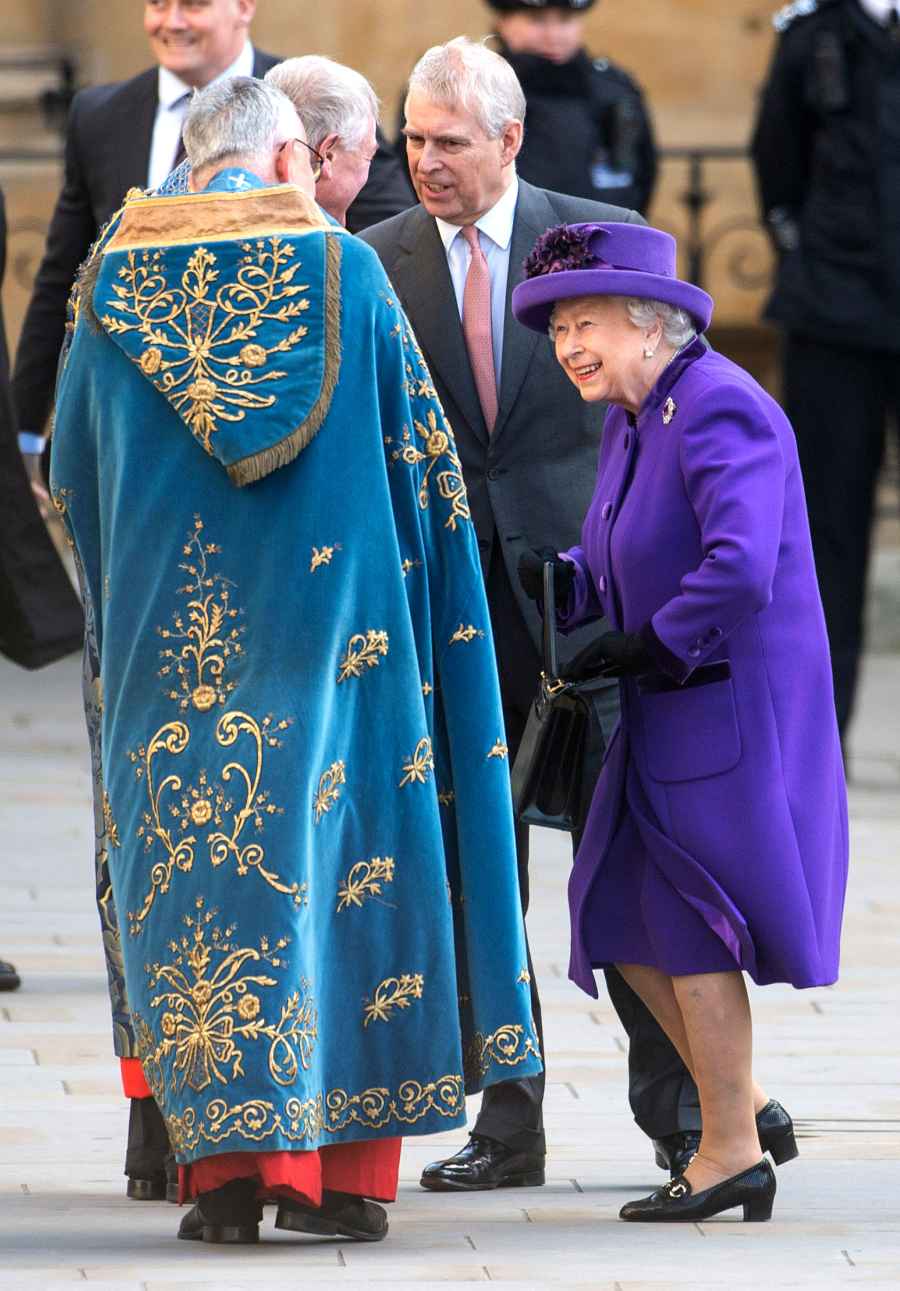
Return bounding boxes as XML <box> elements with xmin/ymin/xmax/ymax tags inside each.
<box><xmin>266</xmin><ymin>56</ymin><xmax>378</xmax><ymax>152</ymax></box>
<box><xmin>182</xmin><ymin>76</ymin><xmax>301</xmax><ymax>174</ymax></box>
<box><xmin>407</xmin><ymin>36</ymin><xmax>526</xmax><ymax>138</ymax></box>
<box><xmin>625</xmin><ymin>297</ymin><xmax>697</xmax><ymax>348</ymax></box>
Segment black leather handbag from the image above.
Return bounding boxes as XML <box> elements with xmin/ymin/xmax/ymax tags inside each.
<box><xmin>511</xmin><ymin>562</ymin><xmax>615</xmax><ymax>833</ymax></box>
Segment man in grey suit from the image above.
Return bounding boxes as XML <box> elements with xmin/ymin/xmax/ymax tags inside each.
<box><xmin>362</xmin><ymin>37</ymin><xmax>701</xmax><ymax>1191</ymax></box>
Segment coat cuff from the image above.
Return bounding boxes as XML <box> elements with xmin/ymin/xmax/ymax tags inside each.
<box><xmin>639</xmin><ymin>620</ymin><xmax>689</xmax><ymax>684</ymax></box>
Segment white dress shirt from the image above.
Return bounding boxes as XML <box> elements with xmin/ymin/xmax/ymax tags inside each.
<box><xmin>857</xmin><ymin>0</ymin><xmax>899</xmax><ymax>24</ymax></box>
<box><xmin>435</xmin><ymin>177</ymin><xmax>519</xmax><ymax>391</ymax></box>
<box><xmin>147</xmin><ymin>41</ymin><xmax>256</xmax><ymax>190</ymax></box>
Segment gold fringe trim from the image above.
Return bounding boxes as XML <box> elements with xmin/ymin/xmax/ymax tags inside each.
<box><xmin>103</xmin><ymin>184</ymin><xmax>342</xmax><ymax>253</ymax></box>
<box><xmin>227</xmin><ymin>234</ymin><xmax>343</xmax><ymax>487</ymax></box>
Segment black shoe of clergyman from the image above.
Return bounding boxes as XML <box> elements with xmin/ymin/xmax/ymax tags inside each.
<box><xmin>165</xmin><ymin>1152</ymin><xmax>180</xmax><ymax>1204</ymax></box>
<box><xmin>620</xmin><ymin>1159</ymin><xmax>776</xmax><ymax>1223</ymax></box>
<box><xmin>0</xmin><ymin>960</ymin><xmax>21</xmax><ymax>992</ymax></box>
<box><xmin>420</xmin><ymin>1134</ymin><xmax>545</xmax><ymax>1192</ymax></box>
<box><xmin>127</xmin><ymin>1173</ymin><xmax>167</xmax><ymax>1201</ymax></box>
<box><xmin>275</xmin><ymin>1189</ymin><xmax>388</xmax><ymax>1242</ymax></box>
<box><xmin>653</xmin><ymin>1131</ymin><xmax>701</xmax><ymax>1177</ymax></box>
<box><xmin>177</xmin><ymin>1178</ymin><xmax>261</xmax><ymax>1244</ymax></box>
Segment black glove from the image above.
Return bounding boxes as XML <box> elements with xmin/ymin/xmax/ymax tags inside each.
<box><xmin>517</xmin><ymin>547</ymin><xmax>575</xmax><ymax>603</ymax></box>
<box><xmin>564</xmin><ymin>629</ymin><xmax>655</xmax><ymax>681</ymax></box>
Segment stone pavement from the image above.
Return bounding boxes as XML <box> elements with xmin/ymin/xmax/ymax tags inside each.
<box><xmin>0</xmin><ymin>651</ymin><xmax>898</xmax><ymax>1290</ymax></box>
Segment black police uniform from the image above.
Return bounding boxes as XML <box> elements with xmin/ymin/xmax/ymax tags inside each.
<box><xmin>497</xmin><ymin>40</ymin><xmax>657</xmax><ymax>215</ymax></box>
<box><xmin>751</xmin><ymin>0</ymin><xmax>900</xmax><ymax>736</ymax></box>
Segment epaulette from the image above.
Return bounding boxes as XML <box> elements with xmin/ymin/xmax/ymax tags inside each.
<box><xmin>773</xmin><ymin>0</ymin><xmax>839</xmax><ymax>34</ymax></box>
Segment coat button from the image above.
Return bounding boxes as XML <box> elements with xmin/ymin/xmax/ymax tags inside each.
<box><xmin>601</xmin><ymin>502</ymin><xmax>612</xmax><ymax>520</ymax></box>
<box><xmin>688</xmin><ymin>646</ymin><xmax>701</xmax><ymax>659</ymax></box>
<box><xmin>598</xmin><ymin>575</ymin><xmax>607</xmax><ymax>593</ymax></box>
<box><xmin>487</xmin><ymin>468</ymin><xmax>499</xmax><ymax>481</ymax></box>
<box><xmin>709</xmin><ymin>626</ymin><xmax>723</xmax><ymax>639</ymax></box>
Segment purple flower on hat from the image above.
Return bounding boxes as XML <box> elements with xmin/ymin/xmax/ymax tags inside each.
<box><xmin>524</xmin><ymin>223</ymin><xmax>600</xmax><ymax>279</ymax></box>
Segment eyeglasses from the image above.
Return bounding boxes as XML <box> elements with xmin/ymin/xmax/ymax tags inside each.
<box><xmin>280</xmin><ymin>137</ymin><xmax>324</xmax><ymax>182</ymax></box>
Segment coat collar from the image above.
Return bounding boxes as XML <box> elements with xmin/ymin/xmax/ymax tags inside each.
<box><xmin>637</xmin><ymin>334</ymin><xmax>706</xmax><ymax>426</ymax></box>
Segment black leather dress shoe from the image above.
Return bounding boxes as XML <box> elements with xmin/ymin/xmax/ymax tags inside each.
<box><xmin>653</xmin><ymin>1131</ymin><xmax>700</xmax><ymax>1177</ymax></box>
<box><xmin>178</xmin><ymin>1178</ymin><xmax>261</xmax><ymax>1244</ymax></box>
<box><xmin>620</xmin><ymin>1159</ymin><xmax>776</xmax><ymax>1223</ymax></box>
<box><xmin>420</xmin><ymin>1134</ymin><xmax>545</xmax><ymax>1192</ymax></box>
<box><xmin>127</xmin><ymin>1174</ymin><xmax>166</xmax><ymax>1200</ymax></box>
<box><xmin>165</xmin><ymin>1152</ymin><xmax>179</xmax><ymax>1204</ymax></box>
<box><xmin>756</xmin><ymin>1099</ymin><xmax>799</xmax><ymax>1165</ymax></box>
<box><xmin>0</xmin><ymin>960</ymin><xmax>21</xmax><ymax>992</ymax></box>
<box><xmin>275</xmin><ymin>1189</ymin><xmax>388</xmax><ymax>1242</ymax></box>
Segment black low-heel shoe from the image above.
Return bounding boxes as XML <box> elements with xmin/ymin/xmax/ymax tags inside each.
<box><xmin>126</xmin><ymin>1174</ymin><xmax>167</xmax><ymax>1201</ymax></box>
<box><xmin>177</xmin><ymin>1178</ymin><xmax>261</xmax><ymax>1244</ymax></box>
<box><xmin>275</xmin><ymin>1189</ymin><xmax>388</xmax><ymax>1242</ymax></box>
<box><xmin>620</xmin><ymin>1159</ymin><xmax>776</xmax><ymax>1223</ymax></box>
<box><xmin>757</xmin><ymin>1099</ymin><xmax>799</xmax><ymax>1165</ymax></box>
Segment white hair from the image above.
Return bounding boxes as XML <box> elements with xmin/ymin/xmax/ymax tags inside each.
<box><xmin>625</xmin><ymin>297</ymin><xmax>697</xmax><ymax>348</ymax></box>
<box><xmin>407</xmin><ymin>36</ymin><xmax>526</xmax><ymax>138</ymax></box>
<box><xmin>182</xmin><ymin>76</ymin><xmax>301</xmax><ymax>174</ymax></box>
<box><xmin>266</xmin><ymin>56</ymin><xmax>378</xmax><ymax>152</ymax></box>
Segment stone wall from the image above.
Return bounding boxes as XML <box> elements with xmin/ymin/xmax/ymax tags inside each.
<box><xmin>1</xmin><ymin>1</ymin><xmax>785</xmax><ymax>356</ymax></box>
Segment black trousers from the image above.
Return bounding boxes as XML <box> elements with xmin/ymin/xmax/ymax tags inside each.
<box><xmin>124</xmin><ymin>1096</ymin><xmax>170</xmax><ymax>1179</ymax></box>
<box><xmin>783</xmin><ymin>333</ymin><xmax>900</xmax><ymax>736</ymax></box>
<box><xmin>473</xmin><ymin>546</ymin><xmax>699</xmax><ymax>1152</ymax></box>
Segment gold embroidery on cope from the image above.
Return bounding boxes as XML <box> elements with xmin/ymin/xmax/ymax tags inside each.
<box><xmin>337</xmin><ymin>630</ymin><xmax>389</xmax><ymax>684</ymax></box>
<box><xmin>100</xmin><ymin>237</ymin><xmax>311</xmax><ymax>455</ymax></box>
<box><xmin>437</xmin><ymin>788</ymin><xmax>455</xmax><ymax>807</ymax></box>
<box><xmin>363</xmin><ymin>973</ymin><xmax>424</xmax><ymax>1026</ymax></box>
<box><xmin>449</xmin><ymin>624</ymin><xmax>484</xmax><ymax>646</ymax></box>
<box><xmin>487</xmin><ymin>740</ymin><xmax>509</xmax><ymax>761</ymax></box>
<box><xmin>139</xmin><ymin>900</ymin><xmax>317</xmax><ymax>1094</ymax></box>
<box><xmin>398</xmin><ymin>737</ymin><xmax>434</xmax><ymax>788</ymax></box>
<box><xmin>464</xmin><ymin>1023</ymin><xmax>541</xmax><ymax>1085</ymax></box>
<box><xmin>310</xmin><ymin>544</ymin><xmax>340</xmax><ymax>573</ymax></box>
<box><xmin>313</xmin><ymin>760</ymin><xmax>346</xmax><ymax>823</ymax></box>
<box><xmin>336</xmin><ymin>857</ymin><xmax>396</xmax><ymax>912</ymax></box>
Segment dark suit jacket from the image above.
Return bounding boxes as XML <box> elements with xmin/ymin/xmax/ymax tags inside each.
<box><xmin>360</xmin><ymin>180</ymin><xmax>643</xmax><ymax>673</ymax></box>
<box><xmin>0</xmin><ymin>187</ymin><xmax>82</xmax><ymax>667</ymax></box>
<box><xmin>11</xmin><ymin>48</ymin><xmax>413</xmax><ymax>434</ymax></box>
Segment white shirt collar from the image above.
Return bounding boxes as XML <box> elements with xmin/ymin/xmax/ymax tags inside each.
<box><xmin>435</xmin><ymin>176</ymin><xmax>520</xmax><ymax>254</ymax></box>
<box><xmin>857</xmin><ymin>0</ymin><xmax>899</xmax><ymax>25</ymax></box>
<box><xmin>157</xmin><ymin>41</ymin><xmax>255</xmax><ymax>109</ymax></box>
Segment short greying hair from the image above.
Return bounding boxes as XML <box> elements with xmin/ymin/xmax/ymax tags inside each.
<box><xmin>182</xmin><ymin>76</ymin><xmax>301</xmax><ymax>174</ymax></box>
<box><xmin>266</xmin><ymin>56</ymin><xmax>378</xmax><ymax>152</ymax></box>
<box><xmin>625</xmin><ymin>298</ymin><xmax>697</xmax><ymax>348</ymax></box>
<box><xmin>407</xmin><ymin>36</ymin><xmax>526</xmax><ymax>139</ymax></box>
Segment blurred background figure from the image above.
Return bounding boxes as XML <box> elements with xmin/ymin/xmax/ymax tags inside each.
<box><xmin>267</xmin><ymin>55</ymin><xmax>413</xmax><ymax>227</ymax></box>
<box><xmin>751</xmin><ymin>0</ymin><xmax>900</xmax><ymax>744</ymax></box>
<box><xmin>483</xmin><ymin>0</ymin><xmax>657</xmax><ymax>213</ymax></box>
<box><xmin>0</xmin><ymin>180</ymin><xmax>83</xmax><ymax>998</ymax></box>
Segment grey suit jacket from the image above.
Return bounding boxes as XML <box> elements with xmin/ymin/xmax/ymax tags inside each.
<box><xmin>360</xmin><ymin>179</ymin><xmax>644</xmax><ymax>665</ymax></box>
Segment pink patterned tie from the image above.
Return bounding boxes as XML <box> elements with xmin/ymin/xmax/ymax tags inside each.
<box><xmin>460</xmin><ymin>224</ymin><xmax>498</xmax><ymax>433</ymax></box>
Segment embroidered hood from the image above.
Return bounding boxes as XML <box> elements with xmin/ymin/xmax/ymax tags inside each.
<box><xmin>92</xmin><ymin>174</ymin><xmax>344</xmax><ymax>487</ymax></box>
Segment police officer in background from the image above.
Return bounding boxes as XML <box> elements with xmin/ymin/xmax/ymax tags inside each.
<box><xmin>486</xmin><ymin>0</ymin><xmax>657</xmax><ymax>214</ymax></box>
<box><xmin>751</xmin><ymin>0</ymin><xmax>900</xmax><ymax>743</ymax></box>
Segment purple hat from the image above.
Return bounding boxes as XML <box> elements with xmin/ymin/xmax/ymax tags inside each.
<box><xmin>512</xmin><ymin>222</ymin><xmax>714</xmax><ymax>333</ymax></box>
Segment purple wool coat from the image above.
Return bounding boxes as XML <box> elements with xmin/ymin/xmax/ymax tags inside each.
<box><xmin>558</xmin><ymin>337</ymin><xmax>848</xmax><ymax>996</ymax></box>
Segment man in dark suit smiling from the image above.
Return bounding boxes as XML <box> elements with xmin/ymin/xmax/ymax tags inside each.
<box><xmin>363</xmin><ymin>35</ymin><xmax>702</xmax><ymax>1193</ymax></box>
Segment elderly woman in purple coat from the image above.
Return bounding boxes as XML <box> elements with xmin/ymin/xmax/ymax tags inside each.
<box><xmin>512</xmin><ymin>223</ymin><xmax>848</xmax><ymax>1225</ymax></box>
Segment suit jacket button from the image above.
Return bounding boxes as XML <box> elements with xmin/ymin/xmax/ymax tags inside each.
<box><xmin>601</xmin><ymin>502</ymin><xmax>612</xmax><ymax>520</ymax></box>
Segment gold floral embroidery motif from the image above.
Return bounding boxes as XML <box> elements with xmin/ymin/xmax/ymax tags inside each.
<box><xmin>391</xmin><ymin>410</ymin><xmax>470</xmax><ymax>532</ymax></box>
<box><xmin>400</xmin><ymin>558</ymin><xmax>422</xmax><ymax>578</ymax></box>
<box><xmin>337</xmin><ymin>630</ymin><xmax>389</xmax><ymax>684</ymax></box>
<box><xmin>421</xmin><ymin>681</ymin><xmax>433</xmax><ymax>697</ymax></box>
<box><xmin>363</xmin><ymin>973</ymin><xmax>424</xmax><ymax>1026</ymax></box>
<box><xmin>487</xmin><ymin>740</ymin><xmax>509</xmax><ymax>761</ymax></box>
<box><xmin>517</xmin><ymin>969</ymin><xmax>532</xmax><ymax>985</ymax></box>
<box><xmin>101</xmin><ymin>790</ymin><xmax>121</xmax><ymax>849</ymax></box>
<box><xmin>398</xmin><ymin>738</ymin><xmax>434</xmax><ymax>788</ymax></box>
<box><xmin>437</xmin><ymin>788</ymin><xmax>456</xmax><ymax>807</ymax></box>
<box><xmin>128</xmin><ymin>721</ymin><xmax>196</xmax><ymax>934</ymax></box>
<box><xmin>313</xmin><ymin>760</ymin><xmax>346</xmax><ymax>823</ymax></box>
<box><xmin>336</xmin><ymin>856</ymin><xmax>395</xmax><ymax>912</ymax></box>
<box><xmin>464</xmin><ymin>1024</ymin><xmax>541</xmax><ymax>1084</ymax></box>
<box><xmin>310</xmin><ymin>544</ymin><xmax>340</xmax><ymax>573</ymax></box>
<box><xmin>158</xmin><ymin>516</ymin><xmax>244</xmax><ymax>713</ymax></box>
<box><xmin>449</xmin><ymin>624</ymin><xmax>484</xmax><ymax>646</ymax></box>
<box><xmin>141</xmin><ymin>900</ymin><xmax>317</xmax><ymax>1094</ymax></box>
<box><xmin>100</xmin><ymin>238</ymin><xmax>312</xmax><ymax>455</ymax></box>
<box><xmin>325</xmin><ymin>1077</ymin><xmax>464</xmax><ymax>1131</ymax></box>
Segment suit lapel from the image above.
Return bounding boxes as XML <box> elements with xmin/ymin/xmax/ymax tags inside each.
<box><xmin>493</xmin><ymin>181</ymin><xmax>547</xmax><ymax>444</ymax></box>
<box><xmin>388</xmin><ymin>210</ymin><xmax>488</xmax><ymax>444</ymax></box>
<box><xmin>118</xmin><ymin>70</ymin><xmax>159</xmax><ymax>195</ymax></box>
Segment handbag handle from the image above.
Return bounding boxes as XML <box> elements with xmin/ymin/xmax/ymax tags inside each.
<box><xmin>542</xmin><ymin>560</ymin><xmax>560</xmax><ymax>680</ymax></box>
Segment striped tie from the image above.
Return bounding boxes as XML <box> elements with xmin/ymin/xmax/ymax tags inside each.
<box><xmin>460</xmin><ymin>225</ymin><xmax>498</xmax><ymax>433</ymax></box>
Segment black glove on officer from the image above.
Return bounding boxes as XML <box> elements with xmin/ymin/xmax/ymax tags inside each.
<box><xmin>564</xmin><ymin>629</ymin><xmax>655</xmax><ymax>681</ymax></box>
<box><xmin>517</xmin><ymin>547</ymin><xmax>575</xmax><ymax>602</ymax></box>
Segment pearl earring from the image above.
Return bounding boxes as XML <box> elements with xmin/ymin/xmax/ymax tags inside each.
<box><xmin>643</xmin><ymin>346</ymin><xmax>656</xmax><ymax>359</ymax></box>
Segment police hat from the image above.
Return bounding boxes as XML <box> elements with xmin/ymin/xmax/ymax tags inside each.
<box><xmin>485</xmin><ymin>0</ymin><xmax>597</xmax><ymax>12</ymax></box>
